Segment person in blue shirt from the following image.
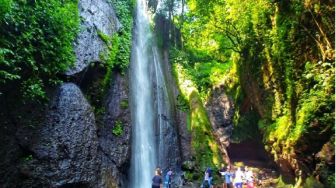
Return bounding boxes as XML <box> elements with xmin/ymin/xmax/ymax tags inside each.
<box><xmin>201</xmin><ymin>167</ymin><xmax>213</xmax><ymax>188</ymax></box>
<box><xmin>206</xmin><ymin>167</ymin><xmax>213</xmax><ymax>188</ymax></box>
<box><xmin>220</xmin><ymin>165</ymin><xmax>233</xmax><ymax>188</ymax></box>
<box><xmin>164</xmin><ymin>168</ymin><xmax>173</xmax><ymax>188</ymax></box>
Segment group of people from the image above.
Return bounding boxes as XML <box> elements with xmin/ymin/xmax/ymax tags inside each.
<box><xmin>152</xmin><ymin>168</ymin><xmax>174</xmax><ymax>188</ymax></box>
<box><xmin>201</xmin><ymin>165</ymin><xmax>255</xmax><ymax>188</ymax></box>
<box><xmin>219</xmin><ymin>165</ymin><xmax>255</xmax><ymax>188</ymax></box>
<box><xmin>152</xmin><ymin>165</ymin><xmax>255</xmax><ymax>188</ymax></box>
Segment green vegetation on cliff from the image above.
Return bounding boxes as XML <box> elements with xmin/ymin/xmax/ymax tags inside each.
<box><xmin>172</xmin><ymin>59</ymin><xmax>222</xmax><ymax>173</ymax></box>
<box><xmin>100</xmin><ymin>0</ymin><xmax>134</xmax><ymax>75</ymax></box>
<box><xmin>92</xmin><ymin>0</ymin><xmax>134</xmax><ymax>119</ymax></box>
<box><xmin>0</xmin><ymin>0</ymin><xmax>80</xmax><ymax>101</ymax></box>
<box><xmin>112</xmin><ymin>120</ymin><xmax>124</xmax><ymax>136</ymax></box>
<box><xmin>168</xmin><ymin>0</ymin><xmax>334</xmax><ymax>186</ymax></box>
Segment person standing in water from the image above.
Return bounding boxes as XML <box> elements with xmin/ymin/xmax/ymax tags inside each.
<box><xmin>152</xmin><ymin>168</ymin><xmax>163</xmax><ymax>188</ymax></box>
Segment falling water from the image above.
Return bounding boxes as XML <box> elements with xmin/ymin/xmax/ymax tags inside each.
<box><xmin>129</xmin><ymin>0</ymin><xmax>181</xmax><ymax>187</ymax></box>
<box><xmin>129</xmin><ymin>0</ymin><xmax>156</xmax><ymax>187</ymax></box>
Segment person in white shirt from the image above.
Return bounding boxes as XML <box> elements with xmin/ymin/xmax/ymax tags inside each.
<box><xmin>233</xmin><ymin>167</ymin><xmax>244</xmax><ymax>188</ymax></box>
<box><xmin>245</xmin><ymin>166</ymin><xmax>254</xmax><ymax>188</ymax></box>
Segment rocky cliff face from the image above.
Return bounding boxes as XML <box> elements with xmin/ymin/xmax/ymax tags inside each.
<box><xmin>98</xmin><ymin>72</ymin><xmax>131</xmax><ymax>187</ymax></box>
<box><xmin>12</xmin><ymin>73</ymin><xmax>132</xmax><ymax>188</ymax></box>
<box><xmin>155</xmin><ymin>50</ymin><xmax>182</xmax><ymax>172</ymax></box>
<box><xmin>240</xmin><ymin>57</ymin><xmax>335</xmax><ymax>185</ymax></box>
<box><xmin>0</xmin><ymin>0</ymin><xmax>132</xmax><ymax>187</ymax></box>
<box><xmin>17</xmin><ymin>83</ymin><xmax>100</xmax><ymax>187</ymax></box>
<box><xmin>66</xmin><ymin>0</ymin><xmax>121</xmax><ymax>75</ymax></box>
<box><xmin>205</xmin><ymin>86</ymin><xmax>234</xmax><ymax>164</ymax></box>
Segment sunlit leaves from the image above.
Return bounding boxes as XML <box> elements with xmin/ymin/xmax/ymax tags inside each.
<box><xmin>0</xmin><ymin>0</ymin><xmax>80</xmax><ymax>101</ymax></box>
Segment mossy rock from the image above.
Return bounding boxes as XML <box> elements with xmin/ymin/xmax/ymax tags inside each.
<box><xmin>120</xmin><ymin>99</ymin><xmax>129</xmax><ymax>109</ymax></box>
<box><xmin>182</xmin><ymin>160</ymin><xmax>196</xmax><ymax>171</ymax></box>
<box><xmin>302</xmin><ymin>176</ymin><xmax>324</xmax><ymax>188</ymax></box>
<box><xmin>189</xmin><ymin>91</ymin><xmax>222</xmax><ymax>169</ymax></box>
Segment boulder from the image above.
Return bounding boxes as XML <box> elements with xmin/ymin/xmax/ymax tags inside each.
<box><xmin>21</xmin><ymin>83</ymin><xmax>100</xmax><ymax>187</ymax></box>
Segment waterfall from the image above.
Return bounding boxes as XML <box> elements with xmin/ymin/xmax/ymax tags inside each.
<box><xmin>129</xmin><ymin>0</ymin><xmax>180</xmax><ymax>187</ymax></box>
<box><xmin>129</xmin><ymin>0</ymin><xmax>156</xmax><ymax>187</ymax></box>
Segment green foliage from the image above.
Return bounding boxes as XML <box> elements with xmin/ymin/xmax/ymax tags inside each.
<box><xmin>275</xmin><ymin>176</ymin><xmax>294</xmax><ymax>188</ymax></box>
<box><xmin>0</xmin><ymin>0</ymin><xmax>11</xmax><ymax>22</ymax></box>
<box><xmin>97</xmin><ymin>0</ymin><xmax>134</xmax><ymax>90</ymax></box>
<box><xmin>21</xmin><ymin>78</ymin><xmax>46</xmax><ymax>102</ymax></box>
<box><xmin>317</xmin><ymin>158</ymin><xmax>335</xmax><ymax>188</ymax></box>
<box><xmin>184</xmin><ymin>171</ymin><xmax>193</xmax><ymax>181</ymax></box>
<box><xmin>302</xmin><ymin>176</ymin><xmax>324</xmax><ymax>188</ymax></box>
<box><xmin>94</xmin><ymin>107</ymin><xmax>106</xmax><ymax>117</ymax></box>
<box><xmin>0</xmin><ymin>0</ymin><xmax>79</xmax><ymax>101</ymax></box>
<box><xmin>87</xmin><ymin>0</ymin><xmax>135</xmax><ymax>127</ymax></box>
<box><xmin>98</xmin><ymin>30</ymin><xmax>112</xmax><ymax>44</ymax></box>
<box><xmin>172</xmin><ymin>56</ymin><xmax>222</xmax><ymax>173</ymax></box>
<box><xmin>326</xmin><ymin>174</ymin><xmax>335</xmax><ymax>188</ymax></box>
<box><xmin>274</xmin><ymin>175</ymin><xmax>325</xmax><ymax>188</ymax></box>
<box><xmin>176</xmin><ymin>94</ymin><xmax>189</xmax><ymax>112</ymax></box>
<box><xmin>109</xmin><ymin>0</ymin><xmax>134</xmax><ymax>73</ymax></box>
<box><xmin>112</xmin><ymin>120</ymin><xmax>123</xmax><ymax>136</ymax></box>
<box><xmin>120</xmin><ymin>99</ymin><xmax>129</xmax><ymax>109</ymax></box>
<box><xmin>23</xmin><ymin>154</ymin><xmax>33</xmax><ymax>162</ymax></box>
<box><xmin>83</xmin><ymin>67</ymin><xmax>111</xmax><ymax>129</ymax></box>
<box><xmin>170</xmin><ymin>0</ymin><xmax>334</xmax><ymax>185</ymax></box>
<box><xmin>231</xmin><ymin>111</ymin><xmax>260</xmax><ymax>143</ymax></box>
<box><xmin>98</xmin><ymin>31</ymin><xmax>120</xmax><ymax>88</ymax></box>
<box><xmin>170</xmin><ymin>47</ymin><xmax>233</xmax><ymax>101</ymax></box>
<box><xmin>189</xmin><ymin>91</ymin><xmax>222</xmax><ymax>172</ymax></box>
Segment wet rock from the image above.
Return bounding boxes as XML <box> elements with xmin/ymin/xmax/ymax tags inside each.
<box><xmin>66</xmin><ymin>0</ymin><xmax>121</xmax><ymax>75</ymax></box>
<box><xmin>97</xmin><ymin>72</ymin><xmax>131</xmax><ymax>187</ymax></box>
<box><xmin>206</xmin><ymin>87</ymin><xmax>234</xmax><ymax>139</ymax></box>
<box><xmin>315</xmin><ymin>139</ymin><xmax>335</xmax><ymax>165</ymax></box>
<box><xmin>176</xmin><ymin>109</ymin><xmax>191</xmax><ymax>162</ymax></box>
<box><xmin>206</xmin><ymin>86</ymin><xmax>234</xmax><ymax>162</ymax></box>
<box><xmin>313</xmin><ymin>137</ymin><xmax>335</xmax><ymax>186</ymax></box>
<box><xmin>145</xmin><ymin>49</ymin><xmax>182</xmax><ymax>171</ymax></box>
<box><xmin>101</xmin><ymin>72</ymin><xmax>131</xmax><ymax>167</ymax></box>
<box><xmin>0</xmin><ymin>123</ymin><xmax>22</xmax><ymax>187</ymax></box>
<box><xmin>21</xmin><ymin>83</ymin><xmax>100</xmax><ymax>187</ymax></box>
